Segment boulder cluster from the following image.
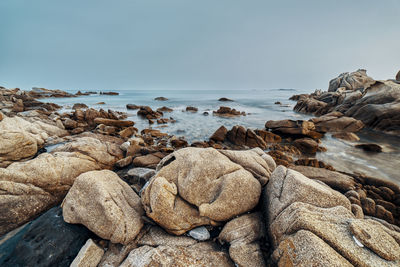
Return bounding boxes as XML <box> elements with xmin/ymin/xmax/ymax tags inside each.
<box><xmin>1</xmin><ymin>80</ymin><xmax>400</xmax><ymax>267</ymax></box>
<box><xmin>291</xmin><ymin>69</ymin><xmax>400</xmax><ymax>134</ymax></box>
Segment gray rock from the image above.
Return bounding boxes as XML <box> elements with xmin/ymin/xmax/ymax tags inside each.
<box><xmin>188</xmin><ymin>226</ymin><xmax>210</xmax><ymax>241</ymax></box>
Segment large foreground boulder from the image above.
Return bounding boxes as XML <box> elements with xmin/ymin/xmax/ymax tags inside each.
<box><xmin>141</xmin><ymin>147</ymin><xmax>275</xmax><ymax>235</ymax></box>
<box><xmin>0</xmin><ymin>137</ymin><xmax>123</xmax><ymax>236</ymax></box>
<box><xmin>265</xmin><ymin>166</ymin><xmax>400</xmax><ymax>266</ymax></box>
<box><xmin>62</xmin><ymin>170</ymin><xmax>144</xmax><ymax>245</ymax></box>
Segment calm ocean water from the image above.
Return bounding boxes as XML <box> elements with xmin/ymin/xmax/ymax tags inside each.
<box><xmin>44</xmin><ymin>89</ymin><xmax>400</xmax><ymax>185</ymax></box>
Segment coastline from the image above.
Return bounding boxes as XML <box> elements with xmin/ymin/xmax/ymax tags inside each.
<box><xmin>1</xmin><ymin>69</ymin><xmax>400</xmax><ymax>266</ymax></box>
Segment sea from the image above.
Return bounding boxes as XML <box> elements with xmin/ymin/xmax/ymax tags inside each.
<box><xmin>43</xmin><ymin>89</ymin><xmax>400</xmax><ymax>185</ymax></box>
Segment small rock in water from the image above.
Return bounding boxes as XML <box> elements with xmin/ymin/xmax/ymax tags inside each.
<box><xmin>355</xmin><ymin>143</ymin><xmax>382</xmax><ymax>153</ymax></box>
<box><xmin>188</xmin><ymin>226</ymin><xmax>210</xmax><ymax>241</ymax></box>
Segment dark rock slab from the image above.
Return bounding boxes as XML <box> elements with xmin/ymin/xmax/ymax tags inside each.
<box><xmin>0</xmin><ymin>206</ymin><xmax>91</xmax><ymax>267</ymax></box>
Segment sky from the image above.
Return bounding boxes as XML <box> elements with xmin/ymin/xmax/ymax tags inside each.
<box><xmin>0</xmin><ymin>0</ymin><xmax>399</xmax><ymax>92</ymax></box>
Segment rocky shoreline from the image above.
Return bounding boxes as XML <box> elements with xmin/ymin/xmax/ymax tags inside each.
<box><xmin>0</xmin><ymin>70</ymin><xmax>400</xmax><ymax>266</ymax></box>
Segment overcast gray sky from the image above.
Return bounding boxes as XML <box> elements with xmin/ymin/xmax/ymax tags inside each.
<box><xmin>0</xmin><ymin>0</ymin><xmax>399</xmax><ymax>91</ymax></box>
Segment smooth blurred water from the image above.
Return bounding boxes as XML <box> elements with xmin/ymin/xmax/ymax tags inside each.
<box><xmin>43</xmin><ymin>89</ymin><xmax>400</xmax><ymax>185</ymax></box>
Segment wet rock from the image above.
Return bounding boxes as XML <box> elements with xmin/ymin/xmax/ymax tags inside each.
<box><xmin>213</xmin><ymin>106</ymin><xmax>245</xmax><ymax>117</ymax></box>
<box><xmin>355</xmin><ymin>143</ymin><xmax>383</xmax><ymax>153</ymax></box>
<box><xmin>293</xmin><ymin>97</ymin><xmax>328</xmax><ymax>114</ymax></box>
<box><xmin>96</xmin><ymin>102</ymin><xmax>105</xmax><ymax>104</ymax></box>
<box><xmin>62</xmin><ymin>170</ymin><xmax>144</xmax><ymax>245</ymax></box>
<box><xmin>100</xmin><ymin>91</ymin><xmax>119</xmax><ymax>95</ymax></box>
<box><xmin>72</xmin><ymin>103</ymin><xmax>88</xmax><ymax>110</ymax></box>
<box><xmin>125</xmin><ymin>167</ymin><xmax>155</xmax><ymax>185</ymax></box>
<box><xmin>93</xmin><ymin>118</ymin><xmax>134</xmax><ymax>128</ymax></box>
<box><xmin>70</xmin><ymin>239</ymin><xmax>104</xmax><ymax>267</ymax></box>
<box><xmin>170</xmin><ymin>137</ymin><xmax>188</xmax><ymax>148</ymax></box>
<box><xmin>137</xmin><ymin>106</ymin><xmax>162</xmax><ymax>120</ymax></box>
<box><xmin>118</xmin><ymin>126</ymin><xmax>136</xmax><ymax>139</ymax></box>
<box><xmin>188</xmin><ymin>226</ymin><xmax>210</xmax><ymax>241</ymax></box>
<box><xmin>114</xmin><ymin>156</ymin><xmax>133</xmax><ymax>168</ymax></box>
<box><xmin>226</xmin><ymin>125</ymin><xmax>246</xmax><ymax>146</ymax></box>
<box><xmin>141</xmin><ymin>147</ymin><xmax>274</xmax><ymax>235</ymax></box>
<box><xmin>203</xmin><ymin>111</ymin><xmax>209</xmax><ymax>116</ymax></box>
<box><xmin>332</xmin><ymin>132</ymin><xmax>360</xmax><ymax>141</ymax></box>
<box><xmin>0</xmin><ymin>206</ymin><xmax>91</xmax><ymax>267</ymax></box>
<box><xmin>292</xmin><ymin>137</ymin><xmax>319</xmax><ymax>154</ymax></box>
<box><xmin>63</xmin><ymin>118</ymin><xmax>78</xmax><ymax>129</ymax></box>
<box><xmin>351</xmin><ymin>204</ymin><xmax>364</xmax><ymax>219</ymax></box>
<box><xmin>294</xmin><ymin>158</ymin><xmax>334</xmax><ymax>170</ymax></box>
<box><xmin>375</xmin><ymin>205</ymin><xmax>394</xmax><ymax>224</ymax></box>
<box><xmin>328</xmin><ymin>69</ymin><xmax>375</xmax><ymax>92</ymax></box>
<box><xmin>30</xmin><ymin>87</ymin><xmax>77</xmax><ymax>98</ymax></box>
<box><xmin>154</xmin><ymin>97</ymin><xmax>168</xmax><ymax>101</ymax></box>
<box><xmin>227</xmin><ymin>126</ymin><xmax>267</xmax><ymax>149</ymax></box>
<box><xmin>218</xmin><ymin>213</ymin><xmax>266</xmax><ymax>267</ymax></box>
<box><xmin>396</xmin><ymin>70</ymin><xmax>400</xmax><ymax>81</ymax></box>
<box><xmin>290</xmin><ymin>166</ymin><xmax>355</xmax><ymax>192</ymax></box>
<box><xmin>132</xmin><ymin>154</ymin><xmax>162</xmax><ymax>168</ymax></box>
<box><xmin>311</xmin><ymin>115</ymin><xmax>364</xmax><ymax>133</ymax></box>
<box><xmin>157</xmin><ymin>106</ymin><xmax>173</xmax><ymax>112</ymax></box>
<box><xmin>126</xmin><ymin>104</ymin><xmax>140</xmax><ymax>110</ymax></box>
<box><xmin>185</xmin><ymin>106</ymin><xmax>198</xmax><ymax>112</ymax></box>
<box><xmin>156</xmin><ymin>118</ymin><xmax>169</xmax><ymax>124</ymax></box>
<box><xmin>218</xmin><ymin>97</ymin><xmax>234</xmax><ymax>102</ymax></box>
<box><xmin>265</xmin><ymin>119</ymin><xmax>317</xmax><ymax>138</ymax></box>
<box><xmin>254</xmin><ymin>129</ymin><xmax>282</xmax><ymax>143</ymax></box>
<box><xmin>345</xmin><ymin>81</ymin><xmax>400</xmax><ymax>134</ymax></box>
<box><xmin>361</xmin><ymin>197</ymin><xmax>376</xmax><ymax>216</ymax></box>
<box><xmin>210</xmin><ymin>126</ymin><xmax>228</xmax><ymax>142</ymax></box>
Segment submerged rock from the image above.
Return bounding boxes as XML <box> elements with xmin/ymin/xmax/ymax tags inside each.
<box><xmin>355</xmin><ymin>143</ymin><xmax>383</xmax><ymax>153</ymax></box>
<box><xmin>154</xmin><ymin>97</ymin><xmax>168</xmax><ymax>101</ymax></box>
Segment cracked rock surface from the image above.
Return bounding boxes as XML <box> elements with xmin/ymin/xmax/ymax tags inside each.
<box><xmin>141</xmin><ymin>147</ymin><xmax>275</xmax><ymax>235</ymax></box>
